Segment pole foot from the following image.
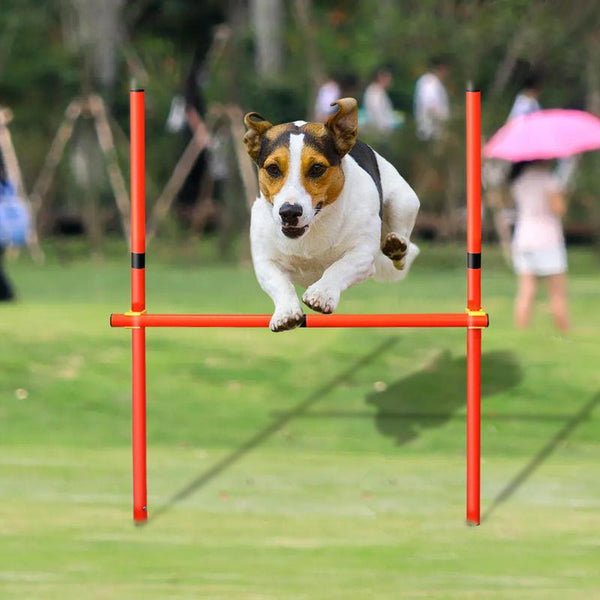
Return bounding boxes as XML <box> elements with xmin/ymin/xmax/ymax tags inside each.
<box><xmin>466</xmin><ymin>519</ymin><xmax>480</xmax><ymax>527</ymax></box>
<box><xmin>133</xmin><ymin>506</ymin><xmax>148</xmax><ymax>524</ymax></box>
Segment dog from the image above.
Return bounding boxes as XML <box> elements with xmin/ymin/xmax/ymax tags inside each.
<box><xmin>243</xmin><ymin>98</ymin><xmax>420</xmax><ymax>332</ymax></box>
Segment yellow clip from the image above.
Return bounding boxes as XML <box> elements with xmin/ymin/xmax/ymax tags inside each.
<box><xmin>465</xmin><ymin>307</ymin><xmax>488</xmax><ymax>329</ymax></box>
<box><xmin>124</xmin><ymin>309</ymin><xmax>146</xmax><ymax>329</ymax></box>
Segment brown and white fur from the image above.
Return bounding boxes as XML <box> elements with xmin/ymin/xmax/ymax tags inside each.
<box><xmin>243</xmin><ymin>98</ymin><xmax>420</xmax><ymax>332</ymax></box>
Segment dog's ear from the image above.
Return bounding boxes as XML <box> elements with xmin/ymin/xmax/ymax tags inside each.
<box><xmin>243</xmin><ymin>112</ymin><xmax>273</xmax><ymax>163</ymax></box>
<box><xmin>325</xmin><ymin>98</ymin><xmax>358</xmax><ymax>157</ymax></box>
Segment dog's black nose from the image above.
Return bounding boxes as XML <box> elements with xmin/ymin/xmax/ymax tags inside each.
<box><xmin>279</xmin><ymin>203</ymin><xmax>303</xmax><ymax>226</ymax></box>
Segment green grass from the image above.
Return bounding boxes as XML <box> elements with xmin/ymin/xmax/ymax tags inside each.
<box><xmin>1</xmin><ymin>240</ymin><xmax>599</xmax><ymax>599</ymax></box>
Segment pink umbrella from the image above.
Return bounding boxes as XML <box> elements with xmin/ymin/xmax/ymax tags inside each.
<box><xmin>483</xmin><ymin>109</ymin><xmax>600</xmax><ymax>162</ymax></box>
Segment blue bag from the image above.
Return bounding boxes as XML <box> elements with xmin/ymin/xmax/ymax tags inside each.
<box><xmin>0</xmin><ymin>181</ymin><xmax>31</xmax><ymax>246</ymax></box>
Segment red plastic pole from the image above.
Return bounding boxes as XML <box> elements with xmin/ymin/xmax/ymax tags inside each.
<box><xmin>130</xmin><ymin>89</ymin><xmax>147</xmax><ymax>523</ymax></box>
<box><xmin>110</xmin><ymin>312</ymin><xmax>488</xmax><ymax>329</ymax></box>
<box><xmin>111</xmin><ymin>90</ymin><xmax>489</xmax><ymax>525</ymax></box>
<box><xmin>466</xmin><ymin>89</ymin><xmax>482</xmax><ymax>526</ymax></box>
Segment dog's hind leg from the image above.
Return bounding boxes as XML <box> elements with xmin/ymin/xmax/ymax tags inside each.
<box><xmin>376</xmin><ymin>154</ymin><xmax>420</xmax><ymax>271</ymax></box>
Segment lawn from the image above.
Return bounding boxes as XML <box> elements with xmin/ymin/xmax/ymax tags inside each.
<box><xmin>1</xmin><ymin>240</ymin><xmax>599</xmax><ymax>599</ymax></box>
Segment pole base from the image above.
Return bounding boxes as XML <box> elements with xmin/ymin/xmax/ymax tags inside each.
<box><xmin>133</xmin><ymin>506</ymin><xmax>148</xmax><ymax>524</ymax></box>
<box><xmin>466</xmin><ymin>519</ymin><xmax>480</xmax><ymax>527</ymax></box>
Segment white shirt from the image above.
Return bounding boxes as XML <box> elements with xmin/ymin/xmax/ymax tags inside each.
<box><xmin>508</xmin><ymin>93</ymin><xmax>541</xmax><ymax>120</ymax></box>
<box><xmin>511</xmin><ymin>167</ymin><xmax>564</xmax><ymax>250</ymax></box>
<box><xmin>314</xmin><ymin>81</ymin><xmax>341</xmax><ymax>122</ymax></box>
<box><xmin>364</xmin><ymin>83</ymin><xmax>397</xmax><ymax>133</ymax></box>
<box><xmin>414</xmin><ymin>73</ymin><xmax>449</xmax><ymax>141</ymax></box>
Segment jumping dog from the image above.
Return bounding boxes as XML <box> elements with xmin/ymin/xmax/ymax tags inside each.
<box><xmin>243</xmin><ymin>98</ymin><xmax>420</xmax><ymax>331</ymax></box>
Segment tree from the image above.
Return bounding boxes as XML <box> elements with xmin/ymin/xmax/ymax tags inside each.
<box><xmin>250</xmin><ymin>0</ymin><xmax>283</xmax><ymax>78</ymax></box>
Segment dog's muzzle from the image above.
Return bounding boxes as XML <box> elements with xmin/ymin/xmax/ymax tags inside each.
<box><xmin>279</xmin><ymin>202</ymin><xmax>308</xmax><ymax>238</ymax></box>
<box><xmin>281</xmin><ymin>225</ymin><xmax>308</xmax><ymax>238</ymax></box>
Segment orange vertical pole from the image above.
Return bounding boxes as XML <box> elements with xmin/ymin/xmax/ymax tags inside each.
<box><xmin>466</xmin><ymin>89</ymin><xmax>482</xmax><ymax>526</ymax></box>
<box><xmin>130</xmin><ymin>89</ymin><xmax>147</xmax><ymax>523</ymax></box>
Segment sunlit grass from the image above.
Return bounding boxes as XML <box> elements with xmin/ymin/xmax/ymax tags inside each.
<box><xmin>1</xmin><ymin>240</ymin><xmax>599</xmax><ymax>599</ymax></box>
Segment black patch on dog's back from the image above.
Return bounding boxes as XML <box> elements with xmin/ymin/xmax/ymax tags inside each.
<box><xmin>348</xmin><ymin>141</ymin><xmax>383</xmax><ymax>217</ymax></box>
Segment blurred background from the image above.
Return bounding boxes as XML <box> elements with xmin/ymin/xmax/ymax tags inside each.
<box><xmin>1</xmin><ymin>0</ymin><xmax>600</xmax><ymax>252</ymax></box>
<box><xmin>1</xmin><ymin>2</ymin><xmax>599</xmax><ymax>599</ymax></box>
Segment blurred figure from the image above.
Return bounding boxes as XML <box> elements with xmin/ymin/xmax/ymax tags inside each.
<box><xmin>338</xmin><ymin>72</ymin><xmax>359</xmax><ymax>99</ymax></box>
<box><xmin>314</xmin><ymin>76</ymin><xmax>341</xmax><ymax>121</ymax></box>
<box><xmin>0</xmin><ymin>157</ymin><xmax>15</xmax><ymax>301</ymax></box>
<box><xmin>314</xmin><ymin>73</ymin><xmax>359</xmax><ymax>121</ymax></box>
<box><xmin>509</xmin><ymin>161</ymin><xmax>569</xmax><ymax>332</ymax></box>
<box><xmin>487</xmin><ymin>70</ymin><xmax>543</xmax><ymax>256</ymax></box>
<box><xmin>508</xmin><ymin>71</ymin><xmax>542</xmax><ymax>120</ymax></box>
<box><xmin>412</xmin><ymin>56</ymin><xmax>457</xmax><ymax>237</ymax></box>
<box><xmin>414</xmin><ymin>56</ymin><xmax>451</xmax><ymax>141</ymax></box>
<box><xmin>363</xmin><ymin>66</ymin><xmax>398</xmax><ymax>134</ymax></box>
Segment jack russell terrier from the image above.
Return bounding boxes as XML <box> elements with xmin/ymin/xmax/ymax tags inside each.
<box><xmin>243</xmin><ymin>98</ymin><xmax>420</xmax><ymax>332</ymax></box>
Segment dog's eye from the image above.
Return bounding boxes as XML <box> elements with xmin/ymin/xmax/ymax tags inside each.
<box><xmin>307</xmin><ymin>163</ymin><xmax>327</xmax><ymax>178</ymax></box>
<box><xmin>265</xmin><ymin>163</ymin><xmax>282</xmax><ymax>178</ymax></box>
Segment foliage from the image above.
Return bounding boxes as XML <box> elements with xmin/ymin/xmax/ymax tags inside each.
<box><xmin>1</xmin><ymin>1</ymin><xmax>599</xmax><ymax>238</ymax></box>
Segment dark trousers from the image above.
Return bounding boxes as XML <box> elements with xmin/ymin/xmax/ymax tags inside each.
<box><xmin>0</xmin><ymin>246</ymin><xmax>15</xmax><ymax>301</ymax></box>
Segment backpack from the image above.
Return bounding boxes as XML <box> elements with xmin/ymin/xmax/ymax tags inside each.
<box><xmin>0</xmin><ymin>181</ymin><xmax>31</xmax><ymax>246</ymax></box>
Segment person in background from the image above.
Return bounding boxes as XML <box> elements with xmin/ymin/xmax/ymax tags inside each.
<box><xmin>508</xmin><ymin>71</ymin><xmax>542</xmax><ymax>120</ymax></box>
<box><xmin>0</xmin><ymin>157</ymin><xmax>15</xmax><ymax>302</ymax></box>
<box><xmin>414</xmin><ymin>56</ymin><xmax>451</xmax><ymax>142</ymax></box>
<box><xmin>314</xmin><ymin>75</ymin><xmax>341</xmax><ymax>121</ymax></box>
<box><xmin>509</xmin><ymin>74</ymin><xmax>578</xmax><ymax>196</ymax></box>
<box><xmin>412</xmin><ymin>56</ymin><xmax>457</xmax><ymax>237</ymax></box>
<box><xmin>363</xmin><ymin>66</ymin><xmax>398</xmax><ymax>134</ymax></box>
<box><xmin>509</xmin><ymin>160</ymin><xmax>569</xmax><ymax>332</ymax></box>
<box><xmin>338</xmin><ymin>73</ymin><xmax>359</xmax><ymax>99</ymax></box>
<box><xmin>314</xmin><ymin>73</ymin><xmax>359</xmax><ymax>122</ymax></box>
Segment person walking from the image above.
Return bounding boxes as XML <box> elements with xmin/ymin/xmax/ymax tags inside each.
<box><xmin>509</xmin><ymin>160</ymin><xmax>569</xmax><ymax>332</ymax></box>
<box><xmin>412</xmin><ymin>56</ymin><xmax>457</xmax><ymax>236</ymax></box>
<box><xmin>508</xmin><ymin>71</ymin><xmax>542</xmax><ymax>120</ymax></box>
<box><xmin>414</xmin><ymin>56</ymin><xmax>451</xmax><ymax>142</ymax></box>
<box><xmin>314</xmin><ymin>75</ymin><xmax>341</xmax><ymax>122</ymax></box>
<box><xmin>363</xmin><ymin>66</ymin><xmax>399</xmax><ymax>134</ymax></box>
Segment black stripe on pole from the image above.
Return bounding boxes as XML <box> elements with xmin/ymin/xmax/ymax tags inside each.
<box><xmin>131</xmin><ymin>252</ymin><xmax>145</xmax><ymax>269</ymax></box>
<box><xmin>467</xmin><ymin>252</ymin><xmax>481</xmax><ymax>269</ymax></box>
<box><xmin>300</xmin><ymin>315</ymin><xmax>307</xmax><ymax>328</ymax></box>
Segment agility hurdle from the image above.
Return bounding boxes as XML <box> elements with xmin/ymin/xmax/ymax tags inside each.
<box><xmin>110</xmin><ymin>89</ymin><xmax>488</xmax><ymax>525</ymax></box>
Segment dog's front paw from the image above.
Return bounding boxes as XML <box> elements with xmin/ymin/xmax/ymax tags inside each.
<box><xmin>302</xmin><ymin>284</ymin><xmax>340</xmax><ymax>314</ymax></box>
<box><xmin>382</xmin><ymin>232</ymin><xmax>409</xmax><ymax>270</ymax></box>
<box><xmin>270</xmin><ymin>305</ymin><xmax>304</xmax><ymax>332</ymax></box>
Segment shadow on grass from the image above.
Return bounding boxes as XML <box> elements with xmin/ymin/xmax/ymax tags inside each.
<box><xmin>149</xmin><ymin>336</ymin><xmax>398</xmax><ymax>523</ymax></box>
<box><xmin>365</xmin><ymin>350</ymin><xmax>522</xmax><ymax>445</ymax></box>
<box><xmin>283</xmin><ymin>352</ymin><xmax>598</xmax><ymax>522</ymax></box>
<box><xmin>482</xmin><ymin>392</ymin><xmax>600</xmax><ymax>522</ymax></box>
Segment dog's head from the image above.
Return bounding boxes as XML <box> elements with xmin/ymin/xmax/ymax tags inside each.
<box><xmin>243</xmin><ymin>98</ymin><xmax>358</xmax><ymax>239</ymax></box>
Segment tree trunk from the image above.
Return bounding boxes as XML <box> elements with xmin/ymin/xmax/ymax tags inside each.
<box><xmin>585</xmin><ymin>32</ymin><xmax>600</xmax><ymax>116</ymax></box>
<box><xmin>63</xmin><ymin>0</ymin><xmax>125</xmax><ymax>92</ymax></box>
<box><xmin>250</xmin><ymin>0</ymin><xmax>283</xmax><ymax>78</ymax></box>
<box><xmin>293</xmin><ymin>0</ymin><xmax>322</xmax><ymax>119</ymax></box>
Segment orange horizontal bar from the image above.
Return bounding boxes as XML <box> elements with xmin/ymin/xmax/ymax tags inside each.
<box><xmin>110</xmin><ymin>313</ymin><xmax>488</xmax><ymax>329</ymax></box>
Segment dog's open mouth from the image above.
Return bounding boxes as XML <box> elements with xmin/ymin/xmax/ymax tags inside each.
<box><xmin>281</xmin><ymin>225</ymin><xmax>308</xmax><ymax>239</ymax></box>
